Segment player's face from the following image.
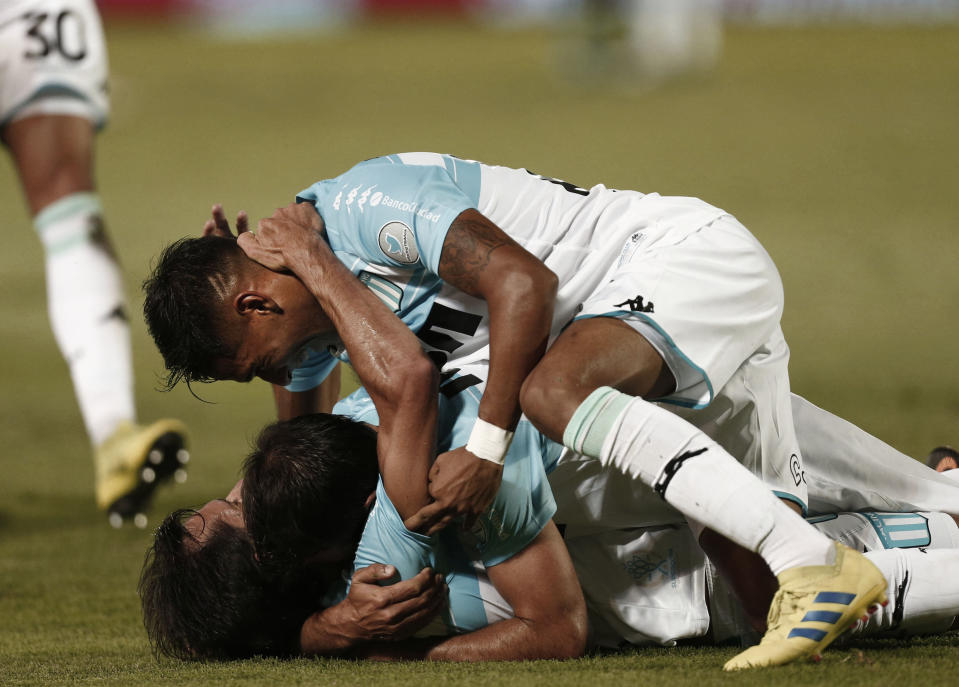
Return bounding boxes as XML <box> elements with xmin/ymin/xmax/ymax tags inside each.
<box><xmin>211</xmin><ymin>279</ymin><xmax>337</xmax><ymax>386</ymax></box>
<box><xmin>185</xmin><ymin>498</ymin><xmax>244</xmax><ymax>545</ymax></box>
<box><xmin>212</xmin><ymin>325</ymin><xmax>323</xmax><ymax>386</ymax></box>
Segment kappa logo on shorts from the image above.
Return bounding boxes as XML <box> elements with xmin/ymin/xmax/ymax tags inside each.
<box><xmin>614</xmin><ymin>295</ymin><xmax>655</xmax><ymax>313</ymax></box>
<box><xmin>377</xmin><ymin>221</ymin><xmax>420</xmax><ymax>264</ymax></box>
<box><xmin>790</xmin><ymin>453</ymin><xmax>806</xmax><ymax>486</ymax></box>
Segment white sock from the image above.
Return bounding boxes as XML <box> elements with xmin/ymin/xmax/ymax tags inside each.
<box><xmin>853</xmin><ymin>548</ymin><xmax>959</xmax><ymax>636</ymax></box>
<box><xmin>563</xmin><ymin>387</ymin><xmax>834</xmax><ymax>575</ymax></box>
<box><xmin>35</xmin><ymin>193</ymin><xmax>135</xmax><ymax>447</ymax></box>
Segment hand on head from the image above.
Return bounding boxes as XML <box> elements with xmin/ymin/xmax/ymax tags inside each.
<box><xmin>203</xmin><ymin>203</ymin><xmax>249</xmax><ymax>239</ymax></box>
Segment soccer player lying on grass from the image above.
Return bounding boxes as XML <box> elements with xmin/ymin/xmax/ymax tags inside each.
<box><xmin>141</xmin><ymin>306</ymin><xmax>959</xmax><ymax>663</ymax></box>
<box><xmin>139</xmin><ymin>389</ymin><xmax>959</xmax><ymax>663</ymax></box>
<box><xmin>140</xmin><ymin>396</ymin><xmax>588</xmax><ymax>661</ymax></box>
<box><xmin>143</xmin><ymin>153</ymin><xmax>891</xmax><ymax>668</ymax></box>
<box><xmin>138</xmin><ymin>444</ymin><xmax>451</xmax><ymax>660</ymax></box>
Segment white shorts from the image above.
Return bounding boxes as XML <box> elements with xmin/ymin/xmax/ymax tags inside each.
<box><xmin>668</xmin><ymin>327</ymin><xmax>807</xmax><ymax>509</ymax></box>
<box><xmin>563</xmin><ymin>524</ymin><xmax>710</xmax><ymax>649</ymax></box>
<box><xmin>578</xmin><ymin>211</ymin><xmax>784</xmax><ymax>409</ymax></box>
<box><xmin>0</xmin><ymin>0</ymin><xmax>109</xmax><ymax>129</ymax></box>
<box><xmin>574</xmin><ymin>212</ymin><xmax>804</xmax><ymax>505</ymax></box>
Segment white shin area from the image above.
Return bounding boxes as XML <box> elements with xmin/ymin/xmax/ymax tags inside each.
<box><xmin>564</xmin><ymin>386</ymin><xmax>834</xmax><ymax>575</ymax></box>
<box><xmin>35</xmin><ymin>193</ymin><xmax>135</xmax><ymax>447</ymax></box>
<box><xmin>854</xmin><ymin>548</ymin><xmax>959</xmax><ymax>637</ymax></box>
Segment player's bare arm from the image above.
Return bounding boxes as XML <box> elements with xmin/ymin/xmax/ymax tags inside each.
<box><xmin>411</xmin><ymin>210</ymin><xmax>557</xmax><ymax>533</ymax></box>
<box><xmin>239</xmin><ymin>203</ymin><xmax>439</xmax><ymax>518</ymax></box>
<box><xmin>438</xmin><ymin>209</ymin><xmax>557</xmax><ymax>433</ymax></box>
<box><xmin>299</xmin><ymin>565</ymin><xmax>448</xmax><ymax>655</ymax></box>
<box><xmin>348</xmin><ymin>522</ymin><xmax>587</xmax><ymax>661</ymax></box>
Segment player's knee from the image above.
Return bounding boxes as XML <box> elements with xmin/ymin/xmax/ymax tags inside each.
<box><xmin>20</xmin><ymin>151</ymin><xmax>94</xmax><ymax>213</ymax></box>
<box><xmin>520</xmin><ymin>365</ymin><xmax>585</xmax><ymax>444</ymax></box>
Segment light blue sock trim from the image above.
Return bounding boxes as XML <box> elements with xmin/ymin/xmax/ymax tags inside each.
<box><xmin>562</xmin><ymin>386</ymin><xmax>633</xmax><ymax>457</ymax></box>
<box><xmin>34</xmin><ymin>192</ymin><xmax>102</xmax><ymax>255</ymax></box>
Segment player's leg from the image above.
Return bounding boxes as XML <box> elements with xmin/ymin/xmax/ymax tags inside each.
<box><xmin>4</xmin><ymin>114</ymin><xmax>188</xmax><ymax>526</ymax></box>
<box><xmin>793</xmin><ymin>395</ymin><xmax>959</xmax><ymax>516</ymax></box>
<box><xmin>707</xmin><ymin>514</ymin><xmax>959</xmax><ymax>645</ymax></box>
<box><xmin>522</xmin><ymin>317</ymin><xmax>835</xmax><ymax>580</ymax></box>
<box><xmin>811</xmin><ymin>511</ymin><xmax>959</xmax><ymax>639</ymax></box>
<box><xmin>521</xmin><ymin>212</ymin><xmax>885</xmax><ymax>669</ymax></box>
<box><xmin>854</xmin><ymin>548</ymin><xmax>959</xmax><ymax>637</ymax></box>
<box><xmin>0</xmin><ymin>1</ymin><xmax>186</xmax><ymax>526</ymax></box>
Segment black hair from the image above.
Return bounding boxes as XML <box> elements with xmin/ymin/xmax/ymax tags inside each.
<box><xmin>142</xmin><ymin>236</ymin><xmax>244</xmax><ymax>391</ymax></box>
<box><xmin>138</xmin><ymin>508</ymin><xmax>310</xmax><ymax>661</ymax></box>
<box><xmin>927</xmin><ymin>445</ymin><xmax>959</xmax><ymax>470</ymax></box>
<box><xmin>242</xmin><ymin>414</ymin><xmax>379</xmax><ymax>578</ymax></box>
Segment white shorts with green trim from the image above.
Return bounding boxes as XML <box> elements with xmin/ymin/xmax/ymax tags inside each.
<box><xmin>576</xmin><ymin>211</ymin><xmax>784</xmax><ymax>409</ymax></box>
<box><xmin>0</xmin><ymin>0</ymin><xmax>109</xmax><ymax>128</ymax></box>
<box><xmin>573</xmin><ymin>211</ymin><xmax>805</xmax><ymax>507</ymax></box>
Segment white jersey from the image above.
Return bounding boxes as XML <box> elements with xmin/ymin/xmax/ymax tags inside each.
<box><xmin>289</xmin><ymin>153</ymin><xmax>733</xmax><ymax>401</ymax></box>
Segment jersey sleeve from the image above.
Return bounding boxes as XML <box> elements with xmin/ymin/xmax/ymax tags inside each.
<box><xmin>336</xmin><ymin>389</ymin><xmax>437</xmax><ymax>579</ymax></box>
<box><xmin>298</xmin><ymin>161</ymin><xmax>474</xmax><ymax>274</ymax></box>
<box><xmin>331</xmin><ymin>386</ymin><xmax>380</xmax><ymax>423</ymax></box>
<box><xmin>339</xmin><ymin>386</ymin><xmax>557</xmax><ymax>571</ymax></box>
<box><xmin>352</xmin><ymin>480</ymin><xmax>438</xmax><ymax>581</ymax></box>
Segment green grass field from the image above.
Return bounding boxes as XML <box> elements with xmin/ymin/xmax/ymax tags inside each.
<box><xmin>1</xmin><ymin>16</ymin><xmax>958</xmax><ymax>685</ymax></box>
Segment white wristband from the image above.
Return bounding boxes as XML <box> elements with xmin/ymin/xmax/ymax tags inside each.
<box><xmin>466</xmin><ymin>419</ymin><xmax>514</xmax><ymax>466</ymax></box>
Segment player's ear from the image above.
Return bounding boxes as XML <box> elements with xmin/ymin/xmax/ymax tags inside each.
<box><xmin>234</xmin><ymin>291</ymin><xmax>282</xmax><ymax>316</ymax></box>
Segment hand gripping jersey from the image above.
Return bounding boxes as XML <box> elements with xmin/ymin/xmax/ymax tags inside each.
<box><xmin>325</xmin><ymin>380</ymin><xmax>556</xmax><ymax>635</ymax></box>
<box><xmin>289</xmin><ymin>152</ymin><xmax>731</xmax><ymax>403</ymax></box>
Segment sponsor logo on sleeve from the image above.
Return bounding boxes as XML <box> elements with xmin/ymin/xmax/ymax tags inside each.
<box><xmin>378</xmin><ymin>221</ymin><xmax>420</xmax><ymax>264</ymax></box>
<box><xmin>358</xmin><ymin>271</ymin><xmax>403</xmax><ymax>312</ymax></box>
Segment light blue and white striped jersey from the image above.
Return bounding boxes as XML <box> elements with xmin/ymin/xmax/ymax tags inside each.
<box><xmin>288</xmin><ymin>152</ymin><xmax>726</xmax><ymax>393</ymax></box>
<box><xmin>326</xmin><ymin>381</ymin><xmax>556</xmax><ymax>634</ymax></box>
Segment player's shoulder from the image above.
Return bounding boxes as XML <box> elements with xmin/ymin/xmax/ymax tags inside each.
<box><xmin>324</xmin><ymin>153</ymin><xmax>449</xmax><ymax>186</ymax></box>
<box><xmin>349</xmin><ymin>152</ymin><xmax>445</xmax><ymax>170</ymax></box>
<box><xmin>332</xmin><ymin>387</ymin><xmax>378</xmax><ymax>424</ymax></box>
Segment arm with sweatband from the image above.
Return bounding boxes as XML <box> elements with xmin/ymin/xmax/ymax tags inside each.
<box><xmin>466</xmin><ymin>419</ymin><xmax>514</xmax><ymax>466</ymax></box>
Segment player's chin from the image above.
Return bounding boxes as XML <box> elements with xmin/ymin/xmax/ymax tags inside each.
<box><xmin>258</xmin><ymin>367</ymin><xmax>292</xmax><ymax>386</ymax></box>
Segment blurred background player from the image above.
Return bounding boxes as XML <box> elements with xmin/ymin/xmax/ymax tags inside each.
<box><xmin>551</xmin><ymin>0</ymin><xmax>723</xmax><ymax>87</ymax></box>
<box><xmin>0</xmin><ymin>0</ymin><xmax>187</xmax><ymax>527</ymax></box>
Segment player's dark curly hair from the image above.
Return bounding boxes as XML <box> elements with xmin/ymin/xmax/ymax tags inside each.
<box><xmin>138</xmin><ymin>508</ymin><xmax>310</xmax><ymax>661</ymax></box>
<box><xmin>142</xmin><ymin>236</ymin><xmax>244</xmax><ymax>390</ymax></box>
<box><xmin>242</xmin><ymin>414</ymin><xmax>380</xmax><ymax>579</ymax></box>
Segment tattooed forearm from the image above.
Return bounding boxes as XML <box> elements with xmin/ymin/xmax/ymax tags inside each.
<box><xmin>438</xmin><ymin>210</ymin><xmax>514</xmax><ymax>294</ymax></box>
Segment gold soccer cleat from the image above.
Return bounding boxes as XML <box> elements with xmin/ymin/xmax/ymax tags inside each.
<box><xmin>94</xmin><ymin>419</ymin><xmax>189</xmax><ymax>528</ymax></box>
<box><xmin>723</xmin><ymin>542</ymin><xmax>887</xmax><ymax>671</ymax></box>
